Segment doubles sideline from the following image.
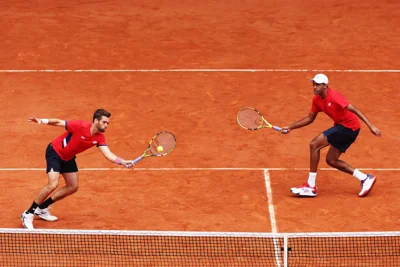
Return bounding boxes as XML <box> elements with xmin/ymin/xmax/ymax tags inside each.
<box><xmin>0</xmin><ymin>69</ymin><xmax>399</xmax><ymax>72</ymax></box>
<box><xmin>0</xmin><ymin>167</ymin><xmax>397</xmax><ymax>171</ymax></box>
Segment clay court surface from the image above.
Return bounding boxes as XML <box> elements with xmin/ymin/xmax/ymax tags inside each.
<box><xmin>0</xmin><ymin>0</ymin><xmax>399</xmax><ymax>235</ymax></box>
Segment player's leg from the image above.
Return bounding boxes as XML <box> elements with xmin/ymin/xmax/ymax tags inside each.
<box><xmin>325</xmin><ymin>125</ymin><xmax>376</xmax><ymax>197</ymax></box>
<box><xmin>35</xmin><ymin>157</ymin><xmax>79</xmax><ymax>221</ymax></box>
<box><xmin>325</xmin><ymin>146</ymin><xmax>353</xmax><ymax>174</ymax></box>
<box><xmin>50</xmin><ymin>172</ymin><xmax>79</xmax><ymax>202</ymax></box>
<box><xmin>291</xmin><ymin>133</ymin><xmax>329</xmax><ymax>197</ymax></box>
<box><xmin>30</xmin><ymin>170</ymin><xmax>61</xmax><ymax>222</ymax></box>
<box><xmin>21</xmin><ymin>143</ymin><xmax>61</xmax><ymax>229</ymax></box>
<box><xmin>21</xmin><ymin>171</ymin><xmax>60</xmax><ymax>229</ymax></box>
<box><xmin>309</xmin><ymin>133</ymin><xmax>330</xmax><ymax>173</ymax></box>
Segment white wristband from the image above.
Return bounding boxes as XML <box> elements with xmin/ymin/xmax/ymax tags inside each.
<box><xmin>41</xmin><ymin>119</ymin><xmax>49</xmax><ymax>124</ymax></box>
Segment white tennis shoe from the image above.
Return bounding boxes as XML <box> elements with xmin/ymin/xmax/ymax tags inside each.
<box><xmin>359</xmin><ymin>174</ymin><xmax>377</xmax><ymax>197</ymax></box>
<box><xmin>21</xmin><ymin>211</ymin><xmax>34</xmax><ymax>230</ymax></box>
<box><xmin>34</xmin><ymin>208</ymin><xmax>58</xmax><ymax>221</ymax></box>
<box><xmin>291</xmin><ymin>183</ymin><xmax>317</xmax><ymax>197</ymax></box>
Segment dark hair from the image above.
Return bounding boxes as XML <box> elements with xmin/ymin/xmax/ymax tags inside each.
<box><xmin>93</xmin><ymin>109</ymin><xmax>111</xmax><ymax>122</ymax></box>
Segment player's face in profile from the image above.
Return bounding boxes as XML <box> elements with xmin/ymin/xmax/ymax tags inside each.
<box><xmin>96</xmin><ymin>116</ymin><xmax>110</xmax><ymax>132</ymax></box>
<box><xmin>313</xmin><ymin>81</ymin><xmax>327</xmax><ymax>95</ymax></box>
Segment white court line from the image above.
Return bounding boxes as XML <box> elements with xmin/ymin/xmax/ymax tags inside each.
<box><xmin>0</xmin><ymin>69</ymin><xmax>399</xmax><ymax>73</ymax></box>
<box><xmin>0</xmin><ymin>167</ymin><xmax>398</xmax><ymax>171</ymax></box>
<box><xmin>263</xmin><ymin>169</ymin><xmax>282</xmax><ymax>267</ymax></box>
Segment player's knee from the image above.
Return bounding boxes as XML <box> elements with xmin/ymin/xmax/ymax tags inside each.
<box><xmin>309</xmin><ymin>140</ymin><xmax>319</xmax><ymax>151</ymax></box>
<box><xmin>69</xmin><ymin>184</ymin><xmax>79</xmax><ymax>194</ymax></box>
<box><xmin>326</xmin><ymin>157</ymin><xmax>337</xmax><ymax>167</ymax></box>
<box><xmin>47</xmin><ymin>180</ymin><xmax>59</xmax><ymax>191</ymax></box>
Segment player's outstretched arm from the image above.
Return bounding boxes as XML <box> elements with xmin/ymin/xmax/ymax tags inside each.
<box><xmin>345</xmin><ymin>104</ymin><xmax>381</xmax><ymax>136</ymax></box>
<box><xmin>28</xmin><ymin>117</ymin><xmax>66</xmax><ymax>127</ymax></box>
<box><xmin>281</xmin><ymin>111</ymin><xmax>318</xmax><ymax>134</ymax></box>
<box><xmin>98</xmin><ymin>145</ymin><xmax>134</xmax><ymax>168</ymax></box>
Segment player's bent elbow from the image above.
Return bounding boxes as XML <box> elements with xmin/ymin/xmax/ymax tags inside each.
<box><xmin>56</xmin><ymin>120</ymin><xmax>66</xmax><ymax>127</ymax></box>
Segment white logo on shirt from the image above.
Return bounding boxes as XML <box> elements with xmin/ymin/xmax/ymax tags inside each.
<box><xmin>328</xmin><ymin>103</ymin><xmax>332</xmax><ymax>106</ymax></box>
<box><xmin>93</xmin><ymin>141</ymin><xmax>97</xmax><ymax>144</ymax></box>
<box><xmin>81</xmin><ymin>136</ymin><xmax>85</xmax><ymax>139</ymax></box>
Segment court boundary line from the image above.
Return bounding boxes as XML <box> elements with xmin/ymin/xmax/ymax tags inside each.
<box><xmin>263</xmin><ymin>170</ymin><xmax>281</xmax><ymax>267</ymax></box>
<box><xmin>0</xmin><ymin>69</ymin><xmax>399</xmax><ymax>73</ymax></box>
<box><xmin>1</xmin><ymin>228</ymin><xmax>399</xmax><ymax>236</ymax></box>
<box><xmin>0</xmin><ymin>167</ymin><xmax>398</xmax><ymax>171</ymax></box>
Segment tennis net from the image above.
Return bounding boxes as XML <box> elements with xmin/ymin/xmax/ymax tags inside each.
<box><xmin>1</xmin><ymin>229</ymin><xmax>399</xmax><ymax>266</ymax></box>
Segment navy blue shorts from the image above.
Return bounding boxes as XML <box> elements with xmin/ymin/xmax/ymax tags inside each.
<box><xmin>323</xmin><ymin>124</ymin><xmax>360</xmax><ymax>153</ymax></box>
<box><xmin>45</xmin><ymin>143</ymin><xmax>78</xmax><ymax>173</ymax></box>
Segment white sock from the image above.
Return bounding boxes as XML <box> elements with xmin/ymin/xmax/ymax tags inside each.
<box><xmin>307</xmin><ymin>172</ymin><xmax>317</xmax><ymax>187</ymax></box>
<box><xmin>353</xmin><ymin>169</ymin><xmax>368</xmax><ymax>181</ymax></box>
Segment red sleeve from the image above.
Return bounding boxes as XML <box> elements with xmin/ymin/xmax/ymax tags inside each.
<box><xmin>97</xmin><ymin>134</ymin><xmax>107</xmax><ymax>147</ymax></box>
<box><xmin>333</xmin><ymin>91</ymin><xmax>350</xmax><ymax>108</ymax></box>
<box><xmin>311</xmin><ymin>96</ymin><xmax>321</xmax><ymax>113</ymax></box>
<box><xmin>66</xmin><ymin>120</ymin><xmax>82</xmax><ymax>133</ymax></box>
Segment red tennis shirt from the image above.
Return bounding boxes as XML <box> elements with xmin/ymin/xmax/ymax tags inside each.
<box><xmin>311</xmin><ymin>88</ymin><xmax>360</xmax><ymax>131</ymax></box>
<box><xmin>51</xmin><ymin>120</ymin><xmax>107</xmax><ymax>161</ymax></box>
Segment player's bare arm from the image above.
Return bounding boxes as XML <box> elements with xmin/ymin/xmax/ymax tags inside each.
<box><xmin>28</xmin><ymin>117</ymin><xmax>66</xmax><ymax>127</ymax></box>
<box><xmin>98</xmin><ymin>145</ymin><xmax>134</xmax><ymax>168</ymax></box>
<box><xmin>345</xmin><ymin>104</ymin><xmax>381</xmax><ymax>136</ymax></box>
<box><xmin>281</xmin><ymin>111</ymin><xmax>318</xmax><ymax>134</ymax></box>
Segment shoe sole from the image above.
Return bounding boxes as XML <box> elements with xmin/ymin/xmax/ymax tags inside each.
<box><xmin>34</xmin><ymin>213</ymin><xmax>58</xmax><ymax>222</ymax></box>
<box><xmin>20</xmin><ymin>214</ymin><xmax>27</xmax><ymax>229</ymax></box>
<box><xmin>291</xmin><ymin>190</ymin><xmax>317</xmax><ymax>197</ymax></box>
<box><xmin>20</xmin><ymin>214</ymin><xmax>33</xmax><ymax>229</ymax></box>
<box><xmin>359</xmin><ymin>178</ymin><xmax>377</xmax><ymax>197</ymax></box>
<box><xmin>292</xmin><ymin>192</ymin><xmax>317</xmax><ymax>197</ymax></box>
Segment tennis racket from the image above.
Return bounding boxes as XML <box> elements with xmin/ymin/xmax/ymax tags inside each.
<box><xmin>237</xmin><ymin>107</ymin><xmax>282</xmax><ymax>131</ymax></box>
<box><xmin>132</xmin><ymin>131</ymin><xmax>176</xmax><ymax>165</ymax></box>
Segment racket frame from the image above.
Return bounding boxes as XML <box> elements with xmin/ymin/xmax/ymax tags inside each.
<box><xmin>237</xmin><ymin>107</ymin><xmax>282</xmax><ymax>131</ymax></box>
<box><xmin>133</xmin><ymin>131</ymin><xmax>176</xmax><ymax>165</ymax></box>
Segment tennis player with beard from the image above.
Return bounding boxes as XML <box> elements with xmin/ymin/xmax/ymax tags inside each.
<box><xmin>21</xmin><ymin>109</ymin><xmax>134</xmax><ymax>229</ymax></box>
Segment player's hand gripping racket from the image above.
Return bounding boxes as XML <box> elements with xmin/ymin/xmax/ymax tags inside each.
<box><xmin>131</xmin><ymin>131</ymin><xmax>176</xmax><ymax>165</ymax></box>
<box><xmin>237</xmin><ymin>107</ymin><xmax>285</xmax><ymax>132</ymax></box>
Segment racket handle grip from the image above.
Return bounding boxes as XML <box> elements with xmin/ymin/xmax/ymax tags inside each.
<box><xmin>272</xmin><ymin>126</ymin><xmax>282</xmax><ymax>131</ymax></box>
<box><xmin>133</xmin><ymin>156</ymin><xmax>143</xmax><ymax>165</ymax></box>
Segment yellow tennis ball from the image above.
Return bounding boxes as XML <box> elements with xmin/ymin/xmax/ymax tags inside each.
<box><xmin>157</xmin><ymin>146</ymin><xmax>164</xmax><ymax>152</ymax></box>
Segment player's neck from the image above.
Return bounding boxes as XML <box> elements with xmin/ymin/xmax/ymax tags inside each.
<box><xmin>320</xmin><ymin>88</ymin><xmax>329</xmax><ymax>99</ymax></box>
<box><xmin>90</xmin><ymin>124</ymin><xmax>99</xmax><ymax>136</ymax></box>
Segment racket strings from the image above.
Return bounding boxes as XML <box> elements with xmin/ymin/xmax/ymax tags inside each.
<box><xmin>237</xmin><ymin>108</ymin><xmax>263</xmax><ymax>129</ymax></box>
<box><xmin>150</xmin><ymin>132</ymin><xmax>176</xmax><ymax>155</ymax></box>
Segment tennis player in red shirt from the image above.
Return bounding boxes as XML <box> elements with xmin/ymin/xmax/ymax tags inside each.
<box><xmin>21</xmin><ymin>109</ymin><xmax>135</xmax><ymax>229</ymax></box>
<box><xmin>281</xmin><ymin>74</ymin><xmax>381</xmax><ymax>197</ymax></box>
